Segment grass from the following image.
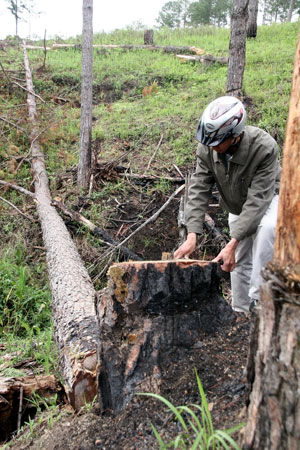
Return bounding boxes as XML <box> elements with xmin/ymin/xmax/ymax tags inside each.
<box><xmin>140</xmin><ymin>369</ymin><xmax>244</xmax><ymax>449</ymax></box>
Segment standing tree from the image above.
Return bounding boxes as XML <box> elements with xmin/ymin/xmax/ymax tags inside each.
<box><xmin>226</xmin><ymin>0</ymin><xmax>249</xmax><ymax>97</ymax></box>
<box><xmin>247</xmin><ymin>0</ymin><xmax>259</xmax><ymax>37</ymax></box>
<box><xmin>243</xmin><ymin>32</ymin><xmax>300</xmax><ymax>450</ymax></box>
<box><xmin>189</xmin><ymin>0</ymin><xmax>231</xmax><ymax>26</ymax></box>
<box><xmin>78</xmin><ymin>0</ymin><xmax>93</xmax><ymax>189</ymax></box>
<box><xmin>157</xmin><ymin>0</ymin><xmax>191</xmax><ymax>27</ymax></box>
<box><xmin>287</xmin><ymin>0</ymin><xmax>296</xmax><ymax>21</ymax></box>
<box><xmin>6</xmin><ymin>0</ymin><xmax>27</xmax><ymax>36</ymax></box>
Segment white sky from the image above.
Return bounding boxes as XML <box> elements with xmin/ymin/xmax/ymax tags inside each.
<box><xmin>0</xmin><ymin>0</ymin><xmax>168</xmax><ymax>39</ymax></box>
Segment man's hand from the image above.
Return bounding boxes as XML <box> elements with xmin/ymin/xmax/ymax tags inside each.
<box><xmin>212</xmin><ymin>238</ymin><xmax>239</xmax><ymax>272</ymax></box>
<box><xmin>174</xmin><ymin>232</ymin><xmax>197</xmax><ymax>259</ymax></box>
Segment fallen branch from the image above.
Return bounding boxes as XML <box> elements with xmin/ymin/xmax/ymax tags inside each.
<box><xmin>204</xmin><ymin>213</ymin><xmax>229</xmax><ymax>248</ymax></box>
<box><xmin>0</xmin><ymin>179</ymin><xmax>34</xmax><ymax>197</ymax></box>
<box><xmin>11</xmin><ymin>78</ymin><xmax>45</xmax><ymax>103</ymax></box>
<box><xmin>0</xmin><ymin>116</ymin><xmax>27</xmax><ymax>134</ymax></box>
<box><xmin>52</xmin><ymin>199</ymin><xmax>143</xmax><ymax>261</ymax></box>
<box><xmin>98</xmin><ymin>184</ymin><xmax>185</xmax><ymax>262</ymax></box>
<box><xmin>144</xmin><ymin>133</ymin><xmax>163</xmax><ymax>174</ymax></box>
<box><xmin>0</xmin><ymin>195</ymin><xmax>35</xmax><ymax>222</ymax></box>
<box><xmin>116</xmin><ymin>168</ymin><xmax>184</xmax><ymax>184</ymax></box>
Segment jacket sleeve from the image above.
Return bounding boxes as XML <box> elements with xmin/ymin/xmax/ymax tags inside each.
<box><xmin>230</xmin><ymin>144</ymin><xmax>279</xmax><ymax>241</ymax></box>
<box><xmin>185</xmin><ymin>146</ymin><xmax>215</xmax><ymax>234</ymax></box>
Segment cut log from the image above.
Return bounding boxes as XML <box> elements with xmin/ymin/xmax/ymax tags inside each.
<box><xmin>22</xmin><ymin>42</ymin><xmax>99</xmax><ymax>411</ymax></box>
<box><xmin>0</xmin><ymin>375</ymin><xmax>61</xmax><ymax>441</ymax></box>
<box><xmin>96</xmin><ymin>260</ymin><xmax>235</xmax><ymax>413</ymax></box>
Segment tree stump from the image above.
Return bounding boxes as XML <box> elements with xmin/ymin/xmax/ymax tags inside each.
<box><xmin>144</xmin><ymin>29</ymin><xmax>154</xmax><ymax>45</ymax></box>
<box><xmin>96</xmin><ymin>260</ymin><xmax>235</xmax><ymax>413</ymax></box>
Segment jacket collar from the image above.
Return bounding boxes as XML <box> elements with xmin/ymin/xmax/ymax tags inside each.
<box><xmin>212</xmin><ymin>128</ymin><xmax>250</xmax><ymax>165</ymax></box>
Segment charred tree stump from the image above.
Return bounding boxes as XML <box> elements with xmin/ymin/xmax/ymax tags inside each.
<box><xmin>144</xmin><ymin>29</ymin><xmax>154</xmax><ymax>45</ymax></box>
<box><xmin>96</xmin><ymin>260</ymin><xmax>235</xmax><ymax>414</ymax></box>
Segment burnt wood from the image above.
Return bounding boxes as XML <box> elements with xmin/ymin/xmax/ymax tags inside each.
<box><xmin>96</xmin><ymin>260</ymin><xmax>236</xmax><ymax>413</ymax></box>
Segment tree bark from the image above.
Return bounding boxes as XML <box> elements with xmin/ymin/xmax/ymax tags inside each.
<box><xmin>243</xmin><ymin>31</ymin><xmax>300</xmax><ymax>450</ymax></box>
<box><xmin>78</xmin><ymin>0</ymin><xmax>93</xmax><ymax>189</ymax></box>
<box><xmin>96</xmin><ymin>260</ymin><xmax>236</xmax><ymax>413</ymax></box>
<box><xmin>287</xmin><ymin>0</ymin><xmax>295</xmax><ymax>22</ymax></box>
<box><xmin>144</xmin><ymin>29</ymin><xmax>154</xmax><ymax>45</ymax></box>
<box><xmin>226</xmin><ymin>0</ymin><xmax>249</xmax><ymax>97</ymax></box>
<box><xmin>274</xmin><ymin>33</ymin><xmax>300</xmax><ymax>268</ymax></box>
<box><xmin>23</xmin><ymin>43</ymin><xmax>99</xmax><ymax>411</ymax></box>
<box><xmin>247</xmin><ymin>0</ymin><xmax>259</xmax><ymax>38</ymax></box>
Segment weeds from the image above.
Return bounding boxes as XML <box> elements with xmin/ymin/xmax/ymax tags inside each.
<box><xmin>140</xmin><ymin>369</ymin><xmax>244</xmax><ymax>449</ymax></box>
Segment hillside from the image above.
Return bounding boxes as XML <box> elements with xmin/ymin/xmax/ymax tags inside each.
<box><xmin>0</xmin><ymin>22</ymin><xmax>299</xmax><ymax>448</ymax></box>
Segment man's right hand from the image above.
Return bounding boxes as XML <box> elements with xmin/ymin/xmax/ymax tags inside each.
<box><xmin>174</xmin><ymin>232</ymin><xmax>197</xmax><ymax>259</ymax></box>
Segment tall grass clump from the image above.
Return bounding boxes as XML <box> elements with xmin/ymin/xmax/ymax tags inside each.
<box><xmin>140</xmin><ymin>369</ymin><xmax>244</xmax><ymax>449</ymax></box>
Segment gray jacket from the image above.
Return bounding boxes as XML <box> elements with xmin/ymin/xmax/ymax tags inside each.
<box><xmin>185</xmin><ymin>126</ymin><xmax>281</xmax><ymax>241</ymax></box>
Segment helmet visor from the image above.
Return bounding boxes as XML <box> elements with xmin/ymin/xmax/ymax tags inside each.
<box><xmin>196</xmin><ymin>121</ymin><xmax>230</xmax><ymax>147</ymax></box>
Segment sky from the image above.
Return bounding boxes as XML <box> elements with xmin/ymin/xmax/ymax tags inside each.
<box><xmin>0</xmin><ymin>0</ymin><xmax>168</xmax><ymax>39</ymax></box>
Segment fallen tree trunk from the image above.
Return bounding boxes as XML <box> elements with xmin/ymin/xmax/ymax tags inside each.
<box><xmin>26</xmin><ymin>43</ymin><xmax>206</xmax><ymax>55</ymax></box>
<box><xmin>96</xmin><ymin>260</ymin><xmax>235</xmax><ymax>413</ymax></box>
<box><xmin>176</xmin><ymin>54</ymin><xmax>228</xmax><ymax>65</ymax></box>
<box><xmin>0</xmin><ymin>375</ymin><xmax>61</xmax><ymax>441</ymax></box>
<box><xmin>22</xmin><ymin>42</ymin><xmax>99</xmax><ymax>411</ymax></box>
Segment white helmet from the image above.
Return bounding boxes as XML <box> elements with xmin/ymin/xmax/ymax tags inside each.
<box><xmin>196</xmin><ymin>96</ymin><xmax>246</xmax><ymax>147</ymax></box>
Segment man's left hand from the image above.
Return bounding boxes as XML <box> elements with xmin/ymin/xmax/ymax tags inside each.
<box><xmin>212</xmin><ymin>238</ymin><xmax>239</xmax><ymax>272</ymax></box>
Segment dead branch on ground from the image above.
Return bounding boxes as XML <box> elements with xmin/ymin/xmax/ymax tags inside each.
<box><xmin>52</xmin><ymin>199</ymin><xmax>143</xmax><ymax>261</ymax></box>
<box><xmin>0</xmin><ymin>195</ymin><xmax>35</xmax><ymax>222</ymax></box>
<box><xmin>96</xmin><ymin>184</ymin><xmax>185</xmax><ymax>265</ymax></box>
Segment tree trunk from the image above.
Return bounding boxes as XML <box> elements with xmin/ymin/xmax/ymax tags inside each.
<box><xmin>78</xmin><ymin>0</ymin><xmax>93</xmax><ymax>189</ymax></box>
<box><xmin>96</xmin><ymin>260</ymin><xmax>236</xmax><ymax>413</ymax></box>
<box><xmin>226</xmin><ymin>0</ymin><xmax>249</xmax><ymax>97</ymax></box>
<box><xmin>144</xmin><ymin>29</ymin><xmax>154</xmax><ymax>45</ymax></box>
<box><xmin>247</xmin><ymin>0</ymin><xmax>258</xmax><ymax>38</ymax></box>
<box><xmin>243</xmin><ymin>32</ymin><xmax>300</xmax><ymax>450</ymax></box>
<box><xmin>23</xmin><ymin>43</ymin><xmax>99</xmax><ymax>411</ymax></box>
<box><xmin>287</xmin><ymin>0</ymin><xmax>295</xmax><ymax>22</ymax></box>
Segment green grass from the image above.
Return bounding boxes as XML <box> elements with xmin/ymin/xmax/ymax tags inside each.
<box><xmin>140</xmin><ymin>369</ymin><xmax>244</xmax><ymax>449</ymax></box>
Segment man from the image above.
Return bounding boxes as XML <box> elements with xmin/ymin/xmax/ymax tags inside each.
<box><xmin>174</xmin><ymin>96</ymin><xmax>281</xmax><ymax>313</ymax></box>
